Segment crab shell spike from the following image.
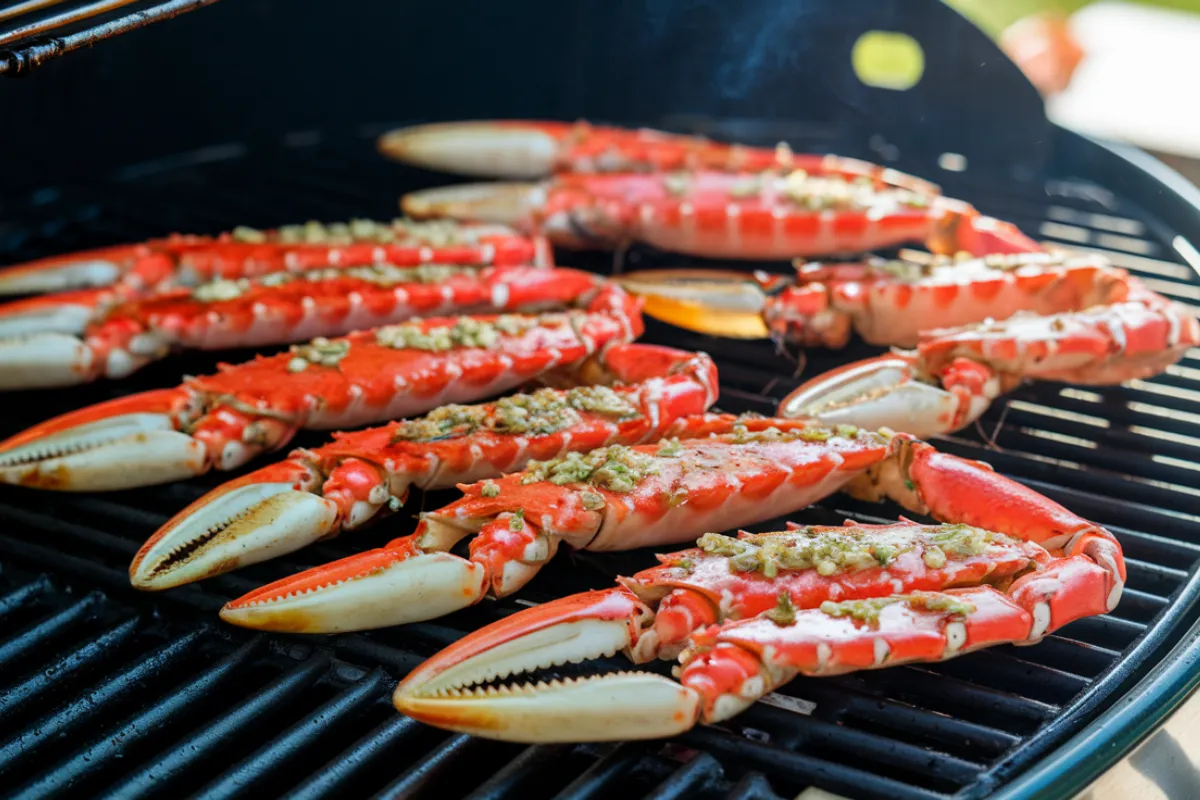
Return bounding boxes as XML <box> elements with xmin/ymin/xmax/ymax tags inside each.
<box><xmin>130</xmin><ymin>459</ymin><xmax>337</xmax><ymax>590</ymax></box>
<box><xmin>0</xmin><ymin>387</ymin><xmax>206</xmax><ymax>491</ymax></box>
<box><xmin>401</xmin><ymin>182</ymin><xmax>544</xmax><ymax>228</ymax></box>
<box><xmin>394</xmin><ymin>587</ymin><xmax>702</xmax><ymax>743</ymax></box>
<box><xmin>0</xmin><ymin>244</ymin><xmax>146</xmax><ymax>295</ymax></box>
<box><xmin>778</xmin><ymin>353</ymin><xmax>994</xmax><ymax>440</ymax></box>
<box><xmin>379</xmin><ymin>120</ymin><xmax>565</xmax><ymax>179</ymax></box>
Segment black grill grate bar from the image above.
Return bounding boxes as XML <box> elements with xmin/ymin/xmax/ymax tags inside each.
<box><xmin>795</xmin><ymin>681</ymin><xmax>1022</xmax><ymax>758</ymax></box>
<box><xmin>462</xmin><ymin>744</ymin><xmax>575</xmax><ymax>800</ymax></box>
<box><xmin>193</xmin><ymin>669</ymin><xmax>392</xmax><ymax>800</ymax></box>
<box><xmin>1115</xmin><ymin>588</ymin><xmax>1172</xmax><ymax>622</ymax></box>
<box><xmin>643</xmin><ymin>752</ymin><xmax>724</xmax><ymax>800</ymax></box>
<box><xmin>8</xmin><ymin>635</ymin><xmax>263</xmax><ymax>800</ymax></box>
<box><xmin>679</xmin><ymin>726</ymin><xmax>946</xmax><ymax>800</ymax></box>
<box><xmin>280</xmin><ymin>715</ymin><xmax>425</xmax><ymax>800</ymax></box>
<box><xmin>1008</xmin><ymin>637</ymin><xmax>1120</xmax><ymax>679</ymax></box>
<box><xmin>102</xmin><ymin>655</ymin><xmax>332</xmax><ymax>799</ymax></box>
<box><xmin>0</xmin><ymin>615</ymin><xmax>141</xmax><ymax>719</ymax></box>
<box><xmin>1059</xmin><ymin>616</ymin><xmax>1147</xmax><ymax>652</ymax></box>
<box><xmin>552</xmin><ymin>742</ymin><xmax>649</xmax><ymax>800</ymax></box>
<box><xmin>0</xmin><ymin>591</ymin><xmax>103</xmax><ymax>673</ymax></box>
<box><xmin>373</xmin><ymin>734</ymin><xmax>492</xmax><ymax>800</ymax></box>
<box><xmin>1121</xmin><ymin>558</ymin><xmax>1190</xmax><ymax>594</ymax></box>
<box><xmin>0</xmin><ymin>577</ymin><xmax>50</xmax><ymax>620</ymax></box>
<box><xmin>0</xmin><ymin>629</ymin><xmax>206</xmax><ymax>775</ymax></box>
<box><xmin>735</xmin><ymin>702</ymin><xmax>983</xmax><ymax>787</ymax></box>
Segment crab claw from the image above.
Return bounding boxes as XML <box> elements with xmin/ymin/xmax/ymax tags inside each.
<box><xmin>401</xmin><ymin>182</ymin><xmax>544</xmax><ymax>229</ymax></box>
<box><xmin>779</xmin><ymin>353</ymin><xmax>999</xmax><ymax>439</ymax></box>
<box><xmin>393</xmin><ymin>588</ymin><xmax>701</xmax><ymax>743</ymax></box>
<box><xmin>0</xmin><ymin>245</ymin><xmax>154</xmax><ymax>295</ymax></box>
<box><xmin>0</xmin><ymin>388</ymin><xmax>205</xmax><ymax>490</ymax></box>
<box><xmin>0</xmin><ymin>288</ymin><xmax>118</xmax><ymax>338</ymax></box>
<box><xmin>130</xmin><ymin>460</ymin><xmax>338</xmax><ymax>590</ymax></box>
<box><xmin>379</xmin><ymin>121</ymin><xmax>563</xmax><ymax>179</ymax></box>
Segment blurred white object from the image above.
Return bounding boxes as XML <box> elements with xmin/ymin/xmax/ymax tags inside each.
<box><xmin>1048</xmin><ymin>1</ymin><xmax>1200</xmax><ymax>158</ymax></box>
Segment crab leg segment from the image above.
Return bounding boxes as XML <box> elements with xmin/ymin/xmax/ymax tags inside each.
<box><xmin>0</xmin><ymin>219</ymin><xmax>549</xmax><ymax>297</ymax></box>
<box><xmin>401</xmin><ymin>171</ymin><xmax>1037</xmax><ymax>259</ymax></box>
<box><xmin>378</xmin><ymin>120</ymin><xmax>941</xmax><ymax>195</ymax></box>
<box><xmin>0</xmin><ymin>284</ymin><xmax>642</xmax><ymax>492</ymax></box>
<box><xmin>218</xmin><ymin>419</ymin><xmax>893</xmax><ymax>633</ymax></box>
<box><xmin>131</xmin><ymin>345</ymin><xmax>719</xmax><ymax>590</ymax></box>
<box><xmin>781</xmin><ymin>282</ymin><xmax>1200</xmax><ymax>437</ymax></box>
<box><xmin>0</xmin><ymin>265</ymin><xmax>600</xmax><ymax>390</ymax></box>
<box><xmin>395</xmin><ymin>510</ymin><xmax>1119</xmax><ymax>742</ymax></box>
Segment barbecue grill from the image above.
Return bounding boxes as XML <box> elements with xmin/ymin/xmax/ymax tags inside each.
<box><xmin>2</xmin><ymin>1</ymin><xmax>1199</xmax><ymax>797</ymax></box>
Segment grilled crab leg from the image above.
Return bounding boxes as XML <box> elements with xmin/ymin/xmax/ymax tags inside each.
<box><xmin>400</xmin><ymin>170</ymin><xmax>1037</xmax><ymax>260</ymax></box>
<box><xmin>615</xmin><ymin>252</ymin><xmax>1200</xmax><ymax>438</ymax></box>
<box><xmin>392</xmin><ymin>452</ymin><xmax>1125</xmax><ymax>743</ymax></box>
<box><xmin>0</xmin><ymin>283</ymin><xmax>641</xmax><ymax>492</ymax></box>
<box><xmin>378</xmin><ymin>119</ymin><xmax>940</xmax><ymax>194</ymax></box>
<box><xmin>0</xmin><ymin>264</ymin><xmax>600</xmax><ymax>391</ymax></box>
<box><xmin>130</xmin><ymin>344</ymin><xmax>719</xmax><ymax>590</ymax></box>
<box><xmin>0</xmin><ymin>217</ymin><xmax>548</xmax><ymax>301</ymax></box>
<box><xmin>783</xmin><ymin>274</ymin><xmax>1200</xmax><ymax>438</ymax></box>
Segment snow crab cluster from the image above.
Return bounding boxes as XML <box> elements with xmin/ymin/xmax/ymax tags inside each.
<box><xmin>0</xmin><ymin>117</ymin><xmax>1189</xmax><ymax>743</ymax></box>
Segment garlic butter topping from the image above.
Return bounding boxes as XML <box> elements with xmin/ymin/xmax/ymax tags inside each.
<box><xmin>190</xmin><ymin>264</ymin><xmax>478</xmax><ymax>301</ymax></box>
<box><xmin>287</xmin><ymin>337</ymin><xmax>351</xmax><ymax>372</ymax></box>
<box><xmin>230</xmin><ymin>217</ymin><xmax>494</xmax><ymax>247</ymax></box>
<box><xmin>696</xmin><ymin>523</ymin><xmax>1007</xmax><ymax>579</ymax></box>
<box><xmin>390</xmin><ymin>386</ymin><xmax>641</xmax><ymax>443</ymax></box>
<box><xmin>521</xmin><ymin>445</ymin><xmax>659</xmax><ymax>492</ymax></box>
<box><xmin>374</xmin><ymin>315</ymin><xmax>537</xmax><ymax>351</ymax></box>
<box><xmin>817</xmin><ymin>592</ymin><xmax>977</xmax><ymax>627</ymax></box>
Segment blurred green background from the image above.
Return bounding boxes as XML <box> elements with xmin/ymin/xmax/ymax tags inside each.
<box><xmin>947</xmin><ymin>0</ymin><xmax>1200</xmax><ymax>35</ymax></box>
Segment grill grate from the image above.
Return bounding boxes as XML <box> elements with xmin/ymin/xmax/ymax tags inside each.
<box><xmin>0</xmin><ymin>126</ymin><xmax>1199</xmax><ymax>799</ymax></box>
<box><xmin>0</xmin><ymin>0</ymin><xmax>220</xmax><ymax>77</ymax></box>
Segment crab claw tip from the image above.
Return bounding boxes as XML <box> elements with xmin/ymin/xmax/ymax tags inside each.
<box><xmin>400</xmin><ymin>182</ymin><xmax>542</xmax><ymax>227</ymax></box>
<box><xmin>0</xmin><ymin>332</ymin><xmax>97</xmax><ymax>390</ymax></box>
<box><xmin>0</xmin><ymin>391</ymin><xmax>206</xmax><ymax>491</ymax></box>
<box><xmin>379</xmin><ymin>120</ymin><xmax>559</xmax><ymax>179</ymax></box>
<box><xmin>393</xmin><ymin>588</ymin><xmax>701</xmax><ymax>742</ymax></box>
<box><xmin>131</xmin><ymin>483</ymin><xmax>339</xmax><ymax>590</ymax></box>
<box><xmin>219</xmin><ymin>547</ymin><xmax>488</xmax><ymax>633</ymax></box>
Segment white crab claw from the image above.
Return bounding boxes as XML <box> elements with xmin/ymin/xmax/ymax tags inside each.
<box><xmin>131</xmin><ymin>473</ymin><xmax>338</xmax><ymax>590</ymax></box>
<box><xmin>220</xmin><ymin>547</ymin><xmax>489</xmax><ymax>634</ymax></box>
<box><xmin>379</xmin><ymin>121</ymin><xmax>560</xmax><ymax>179</ymax></box>
<box><xmin>0</xmin><ymin>333</ymin><xmax>100</xmax><ymax>390</ymax></box>
<box><xmin>0</xmin><ymin>257</ymin><xmax>122</xmax><ymax>295</ymax></box>
<box><xmin>401</xmin><ymin>182</ymin><xmax>544</xmax><ymax>229</ymax></box>
<box><xmin>0</xmin><ymin>298</ymin><xmax>99</xmax><ymax>338</ymax></box>
<box><xmin>779</xmin><ymin>354</ymin><xmax>967</xmax><ymax>440</ymax></box>
<box><xmin>0</xmin><ymin>388</ymin><xmax>203</xmax><ymax>491</ymax></box>
<box><xmin>393</xmin><ymin>588</ymin><xmax>702</xmax><ymax>743</ymax></box>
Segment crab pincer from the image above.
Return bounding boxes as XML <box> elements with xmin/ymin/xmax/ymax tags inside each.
<box><xmin>0</xmin><ymin>282</ymin><xmax>642</xmax><ymax>492</ymax></box>
<box><xmin>401</xmin><ymin>169</ymin><xmax>1037</xmax><ymax>259</ymax></box>
<box><xmin>0</xmin><ymin>218</ymin><xmax>547</xmax><ymax>300</ymax></box>
<box><xmin>129</xmin><ymin>344</ymin><xmax>720</xmax><ymax>590</ymax></box>
<box><xmin>378</xmin><ymin>119</ymin><xmax>941</xmax><ymax>195</ymax></box>
<box><xmin>392</xmin><ymin>446</ymin><xmax>1125</xmax><ymax>742</ymax></box>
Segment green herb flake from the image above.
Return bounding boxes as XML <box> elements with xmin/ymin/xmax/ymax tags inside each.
<box><xmin>508</xmin><ymin>509</ymin><xmax>526</xmax><ymax>532</ymax></box>
<box><xmin>287</xmin><ymin>337</ymin><xmax>351</xmax><ymax>371</ymax></box>
<box><xmin>765</xmin><ymin>592</ymin><xmax>798</xmax><ymax>626</ymax></box>
<box><xmin>480</xmin><ymin>481</ymin><xmax>500</xmax><ymax>498</ymax></box>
